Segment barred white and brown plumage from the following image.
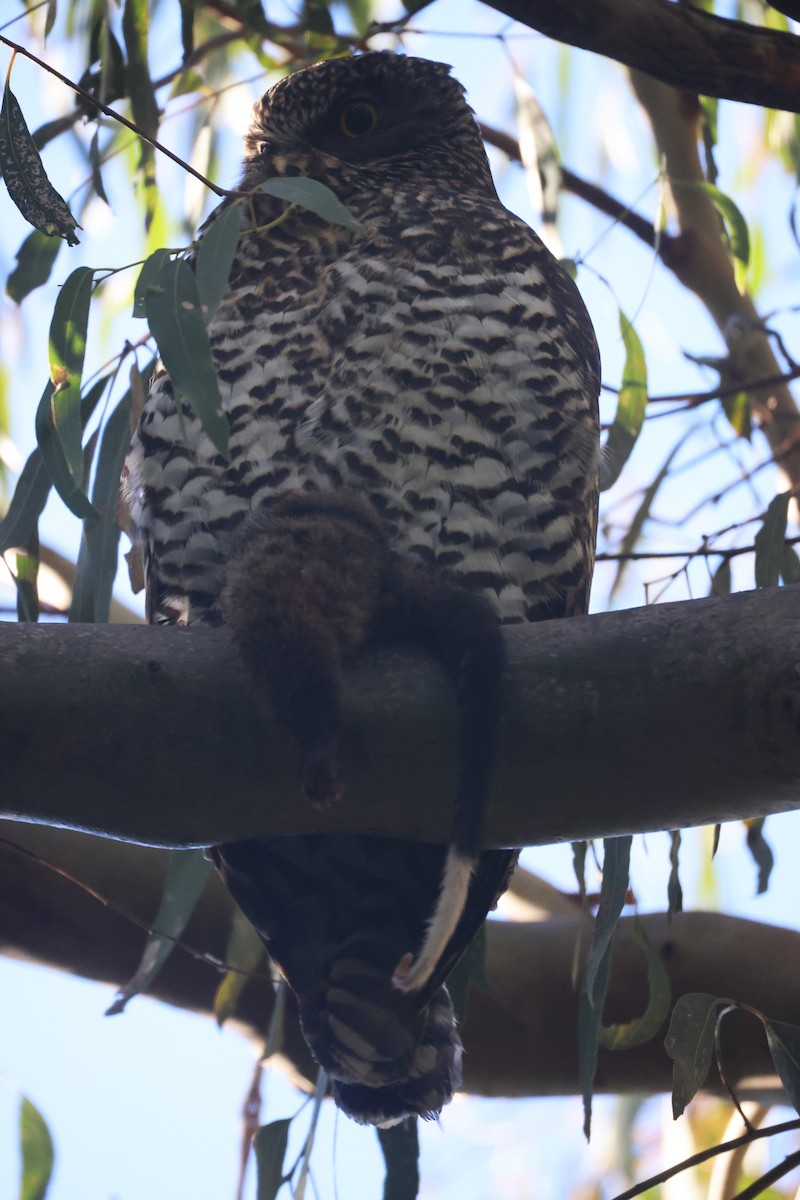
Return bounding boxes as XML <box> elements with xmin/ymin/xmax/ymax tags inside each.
<box><xmin>122</xmin><ymin>51</ymin><xmax>600</xmax><ymax>1127</ymax></box>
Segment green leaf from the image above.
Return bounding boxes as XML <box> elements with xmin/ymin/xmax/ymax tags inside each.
<box><xmin>0</xmin><ymin>83</ymin><xmax>80</xmax><ymax>244</ymax></box>
<box><xmin>664</xmin><ymin>992</ymin><xmax>722</xmax><ymax>1117</ymax></box>
<box><xmin>106</xmin><ymin>850</ymin><xmax>210</xmax><ymax>1014</ymax></box>
<box><xmin>44</xmin><ymin>0</ymin><xmax>58</xmax><ymax>39</ymax></box>
<box><xmin>0</xmin><ymin>450</ymin><xmax>51</xmax><ymax>554</ymax></box>
<box><xmin>572</xmin><ymin>840</ymin><xmax>588</xmax><ymax>905</ymax></box>
<box><xmin>35</xmin><ymin>382</ymin><xmax>97</xmax><ymax>519</ymax></box>
<box><xmin>253</xmin><ymin>1119</ymin><xmax>292</xmax><ymax>1200</ymax></box>
<box><xmin>584</xmin><ymin>836</ymin><xmax>632</xmax><ymax>1005</ymax></box>
<box><xmin>178</xmin><ymin>0</ymin><xmax>195</xmax><ymax>59</ymax></box>
<box><xmin>667</xmin><ymin>830</ymin><xmax>683</xmax><ymax>916</ymax></box>
<box><xmin>764</xmin><ymin>1019</ymin><xmax>800</xmax><ymax>1114</ymax></box>
<box><xmin>782</xmin><ymin>545</ymin><xmax>800</xmax><ymax>584</ymax></box>
<box><xmin>579</xmin><ymin>836</ymin><xmax>631</xmax><ymax>1140</ymax></box>
<box><xmin>754</xmin><ymin>491</ymin><xmax>791</xmax><ymax>588</ymax></box>
<box><xmin>722</xmin><ymin>389</ymin><xmax>752</xmax><ymax>440</ymax></box>
<box><xmin>196</xmin><ymin>201</ymin><xmax>242</xmax><ymax>324</ymax></box>
<box><xmin>14</xmin><ymin>544</ymin><xmax>40</xmax><ymax>622</ymax></box>
<box><xmin>19</xmin><ymin>1097</ymin><xmax>54</xmax><ymax>1200</ymax></box>
<box><xmin>260</xmin><ymin>177</ymin><xmax>362</xmax><ymax>232</ymax></box>
<box><xmin>122</xmin><ymin>0</ymin><xmax>159</xmax><ymax>228</ymax></box>
<box><xmin>69</xmin><ymin>380</ymin><xmax>143</xmax><ymax>623</ymax></box>
<box><xmin>600</xmin><ymin>311</ymin><xmax>647</xmax><ymax>490</ymax></box>
<box><xmin>377</xmin><ymin>1118</ymin><xmax>420</xmax><ymax>1200</ymax></box>
<box><xmin>143</xmin><ymin>257</ymin><xmax>230</xmax><ymax>458</ymax></box>
<box><xmin>213</xmin><ymin>908</ymin><xmax>266</xmax><ymax>1026</ymax></box>
<box><xmin>88</xmin><ymin>129</ymin><xmax>109</xmax><ymax>206</ymax></box>
<box><xmin>710</xmin><ymin>558</ymin><xmax>731</xmax><ymax>597</ymax></box>
<box><xmin>6</xmin><ymin>230</ymin><xmax>62</xmax><ymax>303</ymax></box>
<box><xmin>133</xmin><ymin>249</ymin><xmax>171</xmax><ymax>318</ymax></box>
<box><xmin>598</xmin><ymin>918</ymin><xmax>672</xmax><ymax>1050</ymax></box>
<box><xmin>744</xmin><ymin>817</ymin><xmax>774</xmax><ymax>895</ymax></box>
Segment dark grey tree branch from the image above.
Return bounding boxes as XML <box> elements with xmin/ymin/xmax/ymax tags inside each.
<box><xmin>479</xmin><ymin>0</ymin><xmax>800</xmax><ymax>113</ymax></box>
<box><xmin>1</xmin><ymin>821</ymin><xmax>797</xmax><ymax>1101</ymax></box>
<box><xmin>1</xmin><ymin>586</ymin><xmax>799</xmax><ymax>847</ymax></box>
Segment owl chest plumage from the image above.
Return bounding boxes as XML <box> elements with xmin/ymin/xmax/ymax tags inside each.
<box><xmin>128</xmin><ymin>185</ymin><xmax>598</xmax><ymax>625</ymax></box>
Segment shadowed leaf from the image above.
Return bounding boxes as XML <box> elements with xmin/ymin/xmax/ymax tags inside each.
<box><xmin>196</xmin><ymin>201</ymin><xmax>242</xmax><ymax>324</ymax></box>
<box><xmin>377</xmin><ymin>1118</ymin><xmax>420</xmax><ymax>1200</ymax></box>
<box><xmin>143</xmin><ymin>257</ymin><xmax>230</xmax><ymax>458</ymax></box>
<box><xmin>6</xmin><ymin>229</ymin><xmax>61</xmax><ymax>303</ymax></box>
<box><xmin>0</xmin><ymin>83</ymin><xmax>80</xmax><ymax>244</ymax></box>
<box><xmin>765</xmin><ymin>1019</ymin><xmax>800</xmax><ymax>1114</ymax></box>
<box><xmin>254</xmin><ymin>1119</ymin><xmax>292</xmax><ymax>1200</ymax></box>
<box><xmin>260</xmin><ymin>176</ymin><xmax>362</xmax><ymax>232</ymax></box>
<box><xmin>214</xmin><ymin>907</ymin><xmax>267</xmax><ymax>1026</ymax></box>
<box><xmin>664</xmin><ymin>992</ymin><xmax>722</xmax><ymax>1117</ymax></box>
<box><xmin>106</xmin><ymin>849</ymin><xmax>210</xmax><ymax>1014</ymax></box>
<box><xmin>754</xmin><ymin>491</ymin><xmax>791</xmax><ymax>588</ymax></box>
<box><xmin>744</xmin><ymin>817</ymin><xmax>774</xmax><ymax>895</ymax></box>
<box><xmin>598</xmin><ymin>918</ymin><xmax>671</xmax><ymax>1050</ymax></box>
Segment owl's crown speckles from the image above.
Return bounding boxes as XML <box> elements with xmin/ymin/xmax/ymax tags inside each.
<box><xmin>240</xmin><ymin>51</ymin><xmax>494</xmax><ymax>189</ymax></box>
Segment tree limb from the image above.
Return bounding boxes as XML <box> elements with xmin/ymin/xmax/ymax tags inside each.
<box><xmin>1</xmin><ymin>586</ymin><xmax>799</xmax><ymax>847</ymax></box>
<box><xmin>479</xmin><ymin>0</ymin><xmax>800</xmax><ymax>113</ymax></box>
<box><xmin>1</xmin><ymin>822</ymin><xmax>796</xmax><ymax>1101</ymax></box>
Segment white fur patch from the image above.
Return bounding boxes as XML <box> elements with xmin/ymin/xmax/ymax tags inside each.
<box><xmin>392</xmin><ymin>849</ymin><xmax>475</xmax><ymax>993</ymax></box>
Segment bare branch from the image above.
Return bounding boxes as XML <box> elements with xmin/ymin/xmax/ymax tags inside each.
<box><xmin>479</xmin><ymin>0</ymin><xmax>800</xmax><ymax>113</ymax></box>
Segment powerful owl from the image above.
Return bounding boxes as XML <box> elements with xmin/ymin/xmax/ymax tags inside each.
<box><xmin>122</xmin><ymin>52</ymin><xmax>600</xmax><ymax>1127</ymax></box>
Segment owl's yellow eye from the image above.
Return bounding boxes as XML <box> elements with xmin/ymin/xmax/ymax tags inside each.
<box><xmin>338</xmin><ymin>99</ymin><xmax>380</xmax><ymax>138</ymax></box>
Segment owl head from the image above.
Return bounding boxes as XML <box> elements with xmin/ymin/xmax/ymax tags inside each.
<box><xmin>240</xmin><ymin>52</ymin><xmax>494</xmax><ymax>191</ymax></box>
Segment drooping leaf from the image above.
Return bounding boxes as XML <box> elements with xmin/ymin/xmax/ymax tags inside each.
<box><xmin>69</xmin><ymin>384</ymin><xmax>140</xmax><ymax>623</ymax></box>
<box><xmin>44</xmin><ymin>0</ymin><xmax>58</xmax><ymax>39</ymax></box>
<box><xmin>782</xmin><ymin>545</ymin><xmax>800</xmax><ymax>583</ymax></box>
<box><xmin>699</xmin><ymin>96</ymin><xmax>719</xmax><ymax>185</ymax></box>
<box><xmin>214</xmin><ymin>907</ymin><xmax>267</xmax><ymax>1026</ymax></box>
<box><xmin>6</xmin><ymin>229</ymin><xmax>62</xmax><ymax>303</ymax></box>
<box><xmin>178</xmin><ymin>0</ymin><xmax>195</xmax><ymax>59</ymax></box>
<box><xmin>195</xmin><ymin>201</ymin><xmax>242</xmax><ymax>323</ymax></box>
<box><xmin>253</xmin><ymin>1119</ymin><xmax>292</xmax><ymax>1200</ymax></box>
<box><xmin>578</xmin><ymin>836</ymin><xmax>632</xmax><ymax>1140</ymax></box>
<box><xmin>35</xmin><ymin>382</ymin><xmax>97</xmax><ymax>519</ymax></box>
<box><xmin>744</xmin><ymin>817</ymin><xmax>774</xmax><ymax>895</ymax></box>
<box><xmin>598</xmin><ymin>918</ymin><xmax>671</xmax><ymax>1050</ymax></box>
<box><xmin>19</xmin><ymin>1097</ymin><xmax>54</xmax><ymax>1200</ymax></box>
<box><xmin>377</xmin><ymin>1117</ymin><xmax>420</xmax><ymax>1200</ymax></box>
<box><xmin>572</xmin><ymin>840</ymin><xmax>588</xmax><ymax>905</ymax></box>
<box><xmin>0</xmin><ymin>450</ymin><xmax>51</xmax><ymax>554</ymax></box>
<box><xmin>106</xmin><ymin>849</ymin><xmax>211</xmax><ymax>1014</ymax></box>
<box><xmin>512</xmin><ymin>69</ymin><xmax>561</xmax><ymax>252</ymax></box>
<box><xmin>578</xmin><ymin>941</ymin><xmax>611</xmax><ymax>1141</ymax></box>
<box><xmin>584</xmin><ymin>836</ymin><xmax>632</xmax><ymax>1005</ymax></box>
<box><xmin>667</xmin><ymin>830</ymin><xmax>683</xmax><ymax>916</ymax></box>
<box><xmin>682</xmin><ymin>180</ymin><xmax>750</xmax><ymax>287</ymax></box>
<box><xmin>14</xmin><ymin>543</ymin><xmax>40</xmax><ymax>622</ymax></box>
<box><xmin>710</xmin><ymin>557</ymin><xmax>731</xmax><ymax>596</ymax></box>
<box><xmin>754</xmin><ymin>491</ymin><xmax>791</xmax><ymax>588</ymax></box>
<box><xmin>260</xmin><ymin>176</ymin><xmax>362</xmax><ymax>232</ymax></box>
<box><xmin>122</xmin><ymin>0</ymin><xmax>159</xmax><ymax>228</ymax></box>
<box><xmin>600</xmin><ymin>312</ymin><xmax>647</xmax><ymax>490</ymax></box>
<box><xmin>664</xmin><ymin>992</ymin><xmax>723</xmax><ymax>1117</ymax></box>
<box><xmin>0</xmin><ymin>83</ymin><xmax>80</xmax><ymax>244</ymax></box>
<box><xmin>88</xmin><ymin>129</ymin><xmax>109</xmax><ymax>205</ymax></box>
<box><xmin>722</xmin><ymin>389</ymin><xmax>752</xmax><ymax>440</ymax></box>
<box><xmin>133</xmin><ymin>248</ymin><xmax>171</xmax><ymax>318</ymax></box>
<box><xmin>764</xmin><ymin>1019</ymin><xmax>800</xmax><ymax>1114</ymax></box>
<box><xmin>143</xmin><ymin>257</ymin><xmax>230</xmax><ymax>458</ymax></box>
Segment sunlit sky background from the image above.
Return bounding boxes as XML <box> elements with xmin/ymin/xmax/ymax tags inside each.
<box><xmin>1</xmin><ymin>0</ymin><xmax>799</xmax><ymax>1196</ymax></box>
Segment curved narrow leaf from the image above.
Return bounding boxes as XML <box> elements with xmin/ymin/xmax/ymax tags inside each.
<box><xmin>584</xmin><ymin>836</ymin><xmax>632</xmax><ymax>1004</ymax></box>
<box><xmin>710</xmin><ymin>557</ymin><xmax>731</xmax><ymax>597</ymax></box>
<box><xmin>0</xmin><ymin>83</ymin><xmax>80</xmax><ymax>244</ymax></box>
<box><xmin>765</xmin><ymin>1019</ymin><xmax>800</xmax><ymax>1114</ymax></box>
<box><xmin>14</xmin><ymin>544</ymin><xmax>39</xmax><ymax>622</ymax></box>
<box><xmin>0</xmin><ymin>450</ymin><xmax>51</xmax><ymax>553</ymax></box>
<box><xmin>667</xmin><ymin>830</ymin><xmax>683</xmax><ymax>916</ymax></box>
<box><xmin>598</xmin><ymin>918</ymin><xmax>671</xmax><ymax>1050</ymax></box>
<box><xmin>744</xmin><ymin>817</ymin><xmax>774</xmax><ymax>895</ymax></box>
<box><xmin>122</xmin><ymin>0</ymin><xmax>159</xmax><ymax>228</ymax></box>
<box><xmin>6</xmin><ymin>229</ymin><xmax>62</xmax><ymax>303</ymax></box>
<box><xmin>260</xmin><ymin>176</ymin><xmax>361</xmax><ymax>232</ymax></box>
<box><xmin>106</xmin><ymin>849</ymin><xmax>210</xmax><ymax>1014</ymax></box>
<box><xmin>754</xmin><ymin>491</ymin><xmax>791</xmax><ymax>588</ymax></box>
<box><xmin>782</xmin><ymin>545</ymin><xmax>800</xmax><ymax>584</ymax></box>
<box><xmin>143</xmin><ymin>257</ymin><xmax>230</xmax><ymax>458</ymax></box>
<box><xmin>513</xmin><ymin>69</ymin><xmax>561</xmax><ymax>252</ymax></box>
<box><xmin>600</xmin><ymin>311</ymin><xmax>648</xmax><ymax>490</ymax></box>
<box><xmin>48</xmin><ymin>266</ymin><xmax>94</xmax><ymax>486</ymax></box>
<box><xmin>214</xmin><ymin>907</ymin><xmax>267</xmax><ymax>1027</ymax></box>
<box><xmin>254</xmin><ymin>1119</ymin><xmax>292</xmax><ymax>1200</ymax></box>
<box><xmin>578</xmin><ymin>945</ymin><xmax>610</xmax><ymax>1141</ymax></box>
<box><xmin>19</xmin><ymin>1096</ymin><xmax>54</xmax><ymax>1200</ymax></box>
<box><xmin>133</xmin><ymin>249</ymin><xmax>171</xmax><ymax>318</ymax></box>
<box><xmin>196</xmin><ymin>201</ymin><xmax>242</xmax><ymax>324</ymax></box>
<box><xmin>377</xmin><ymin>1118</ymin><xmax>420</xmax><ymax>1200</ymax></box>
<box><xmin>35</xmin><ymin>382</ymin><xmax>97</xmax><ymax>519</ymax></box>
<box><xmin>664</xmin><ymin>992</ymin><xmax>723</xmax><ymax>1117</ymax></box>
